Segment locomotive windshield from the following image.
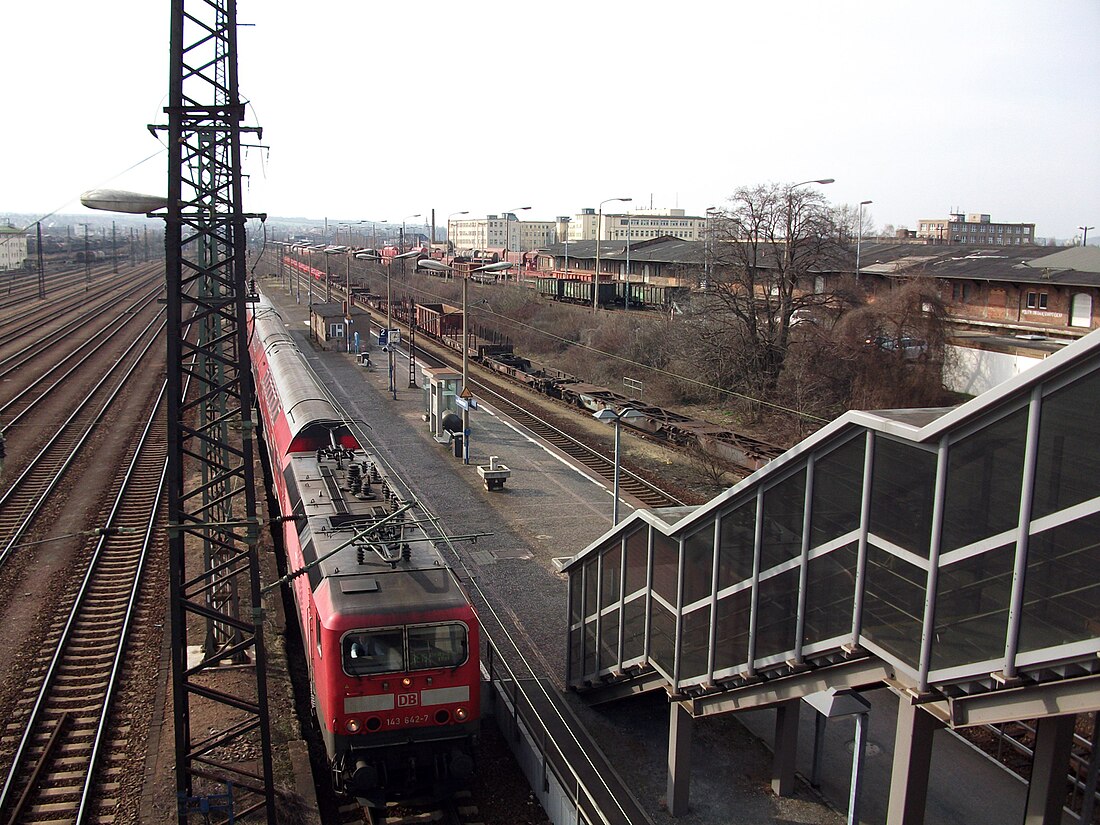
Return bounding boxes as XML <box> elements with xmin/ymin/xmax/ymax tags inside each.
<box><xmin>407</xmin><ymin>623</ymin><xmax>468</xmax><ymax>671</ymax></box>
<box><xmin>343</xmin><ymin>629</ymin><xmax>404</xmax><ymax>675</ymax></box>
<box><xmin>342</xmin><ymin>622</ymin><xmax>468</xmax><ymax>676</ymax></box>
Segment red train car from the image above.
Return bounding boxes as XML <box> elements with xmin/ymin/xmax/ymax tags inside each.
<box><xmin>283</xmin><ymin>253</ymin><xmax>325</xmax><ymax>280</ymax></box>
<box><xmin>249</xmin><ymin>296</ymin><xmax>480</xmax><ymax>806</ymax></box>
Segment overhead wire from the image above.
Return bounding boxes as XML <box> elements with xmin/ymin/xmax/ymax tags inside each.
<box><xmin>0</xmin><ymin>148</ymin><xmax>168</xmax><ymax>252</ymax></box>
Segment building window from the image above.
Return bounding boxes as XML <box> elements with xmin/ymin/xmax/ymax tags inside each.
<box><xmin>1026</xmin><ymin>292</ymin><xmax>1048</xmax><ymax>311</ymax></box>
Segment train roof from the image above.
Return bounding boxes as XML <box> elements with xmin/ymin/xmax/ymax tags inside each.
<box><xmin>252</xmin><ymin>297</ymin><xmax>351</xmax><ymax>448</ymax></box>
<box><xmin>318</xmin><ymin>568</ymin><xmax>470</xmax><ymax>621</ymax></box>
<box><xmin>286</xmin><ymin>448</ymin><xmax>470</xmax><ymax>616</ymax></box>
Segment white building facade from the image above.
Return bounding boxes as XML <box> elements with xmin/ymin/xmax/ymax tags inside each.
<box><xmin>0</xmin><ymin>226</ymin><xmax>27</xmax><ymax>271</ymax></box>
<box><xmin>568</xmin><ymin>207</ymin><xmax>706</xmax><ymax>241</ymax></box>
<box><xmin>450</xmin><ymin>207</ymin><xmax>708</xmax><ymax>252</ymax></box>
<box><xmin>917</xmin><ymin>212</ymin><xmax>1036</xmax><ymax>245</ymax></box>
<box><xmin>449</xmin><ymin>213</ymin><xmax>557</xmax><ymax>253</ymax></box>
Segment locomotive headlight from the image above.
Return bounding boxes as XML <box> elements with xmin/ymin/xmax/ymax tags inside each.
<box><xmin>454</xmin><ymin>707</ymin><xmax>468</xmax><ymax>722</ymax></box>
<box><xmin>402</xmin><ymin>677</ymin><xmax>412</xmax><ymax>687</ymax></box>
<box><xmin>346</xmin><ymin>717</ymin><xmax>362</xmax><ymax>733</ymax></box>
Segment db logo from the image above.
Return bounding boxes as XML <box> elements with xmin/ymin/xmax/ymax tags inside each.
<box><xmin>397</xmin><ymin>693</ymin><xmax>419</xmax><ymax>708</ymax></box>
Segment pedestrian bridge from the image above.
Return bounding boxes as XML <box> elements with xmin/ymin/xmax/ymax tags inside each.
<box><xmin>562</xmin><ymin>326</ymin><xmax>1100</xmax><ymax>824</ymax></box>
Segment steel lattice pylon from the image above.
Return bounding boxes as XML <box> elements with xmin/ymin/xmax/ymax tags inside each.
<box><xmin>162</xmin><ymin>0</ymin><xmax>276</xmax><ymax>820</ymax></box>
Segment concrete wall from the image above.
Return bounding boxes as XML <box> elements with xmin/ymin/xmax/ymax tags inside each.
<box><xmin>944</xmin><ymin>343</ymin><xmax>1046</xmax><ymax>396</ymax></box>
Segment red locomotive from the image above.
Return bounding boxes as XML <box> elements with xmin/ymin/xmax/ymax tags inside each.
<box><xmin>248</xmin><ymin>296</ymin><xmax>480</xmax><ymax>805</ymax></box>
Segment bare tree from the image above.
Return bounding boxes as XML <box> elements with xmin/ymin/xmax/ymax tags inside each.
<box><xmin>697</xmin><ymin>182</ymin><xmax>848</xmax><ymax>395</ymax></box>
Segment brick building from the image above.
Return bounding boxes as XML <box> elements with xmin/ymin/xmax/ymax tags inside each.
<box><xmin>858</xmin><ymin>244</ymin><xmax>1099</xmax><ymax>338</ymax></box>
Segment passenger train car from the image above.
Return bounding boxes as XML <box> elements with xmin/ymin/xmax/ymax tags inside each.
<box><xmin>248</xmin><ymin>295</ymin><xmax>480</xmax><ymax>805</ymax></box>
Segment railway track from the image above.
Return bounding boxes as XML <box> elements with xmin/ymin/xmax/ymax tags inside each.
<box><xmin>0</xmin><ymin>317</ymin><xmax>164</xmax><ymax>567</ymax></box>
<box><xmin>0</xmin><ymin>263</ymin><xmax>116</xmax><ymax>312</ymax></box>
<box><xmin>471</xmin><ymin>378</ymin><xmax>686</xmax><ymax>509</ymax></box>
<box><xmin>0</xmin><ymin>386</ymin><xmax>167</xmax><ymax>824</ymax></box>
<box><xmin>0</xmin><ymin>285</ymin><xmax>162</xmax><ymax>403</ymax></box>
<box><xmin>313</xmin><ymin>273</ymin><xmax>687</xmax><ymax>511</ymax></box>
<box><xmin>0</xmin><ymin>265</ymin><xmax>155</xmax><ymax>344</ymax></box>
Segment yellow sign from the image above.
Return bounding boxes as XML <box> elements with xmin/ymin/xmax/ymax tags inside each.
<box><xmin>459</xmin><ymin>386</ymin><xmax>473</xmax><ymax>399</ymax></box>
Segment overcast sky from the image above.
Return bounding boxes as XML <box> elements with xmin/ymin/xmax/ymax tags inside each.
<box><xmin>4</xmin><ymin>0</ymin><xmax>1098</xmax><ymax>240</ymax></box>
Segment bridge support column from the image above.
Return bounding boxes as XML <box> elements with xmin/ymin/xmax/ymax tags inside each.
<box><xmin>666</xmin><ymin>701</ymin><xmax>693</xmax><ymax>816</ymax></box>
<box><xmin>771</xmin><ymin>699</ymin><xmax>801</xmax><ymax>796</ymax></box>
<box><xmin>886</xmin><ymin>695</ymin><xmax>940</xmax><ymax>825</ymax></box>
<box><xmin>1024</xmin><ymin>714</ymin><xmax>1075</xmax><ymax>824</ymax></box>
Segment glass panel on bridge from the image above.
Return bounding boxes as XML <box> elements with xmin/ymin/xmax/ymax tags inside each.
<box><xmin>871</xmin><ymin>438</ymin><xmax>936</xmax><ymax>557</ymax></box>
<box><xmin>810</xmin><ymin>437</ymin><xmax>865</xmax><ymax>548</ymax></box>
<box><xmin>943</xmin><ymin>408</ymin><xmax>1026</xmax><ymax>552</ymax></box>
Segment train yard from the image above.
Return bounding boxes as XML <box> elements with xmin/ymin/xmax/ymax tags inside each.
<box><xmin>0</xmin><ymin>253</ymin><xmax>1092</xmax><ymax>824</ymax></box>
<box><xmin>0</xmin><ymin>263</ymin><xmax>170</xmax><ymax>823</ymax></box>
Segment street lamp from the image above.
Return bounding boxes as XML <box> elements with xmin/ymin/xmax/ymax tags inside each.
<box><xmin>594</xmin><ymin>197</ymin><xmax>631</xmax><ymax>312</ymax></box>
<box><xmin>446</xmin><ymin>211</ymin><xmax>469</xmax><ymax>257</ymax></box>
<box><xmin>418</xmin><ymin>258</ymin><xmax>513</xmax><ymax>463</ymax></box>
<box><xmin>323</xmin><ymin>246</ymin><xmax>343</xmax><ymax>301</ymax></box>
<box><xmin>856</xmin><ymin>200</ymin><xmax>872</xmax><ymax>281</ymax></box>
<box><xmin>355</xmin><ymin>248</ymin><xmax>420</xmax><ymax>399</ymax></box>
<box><xmin>1080</xmin><ymin>225</ymin><xmax>1095</xmax><ymax>246</ymax></box>
<box><xmin>337</xmin><ymin>246</ymin><xmax>357</xmax><ymax>353</ymax></box>
<box><xmin>561</xmin><ymin>216</ymin><xmax>572</xmax><ymax>277</ymax></box>
<box><xmin>624</xmin><ymin>214</ymin><xmax>632</xmax><ymax>311</ymax></box>
<box><xmin>592</xmin><ymin>407</ymin><xmax>645</xmax><ymax>524</ymax></box>
<box><xmin>703</xmin><ymin>207</ymin><xmax>720</xmax><ymax>291</ymax></box>
<box><xmin>400</xmin><ymin>214</ymin><xmax>421</xmax><ymax>253</ymax></box>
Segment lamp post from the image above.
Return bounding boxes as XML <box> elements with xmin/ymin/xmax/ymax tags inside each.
<box><xmin>79</xmin><ymin>222</ymin><xmax>91</xmax><ymax>291</ymax></box>
<box><xmin>1080</xmin><ymin>225</ymin><xmax>1095</xmax><ymax>246</ymax></box>
<box><xmin>703</xmin><ymin>207</ymin><xmax>719</xmax><ymax>291</ymax></box>
<box><xmin>592</xmin><ymin>407</ymin><xmax>645</xmax><ymax>524</ymax></box>
<box><xmin>356</xmin><ymin>249</ymin><xmax>419</xmax><ymax>400</ymax></box>
<box><xmin>503</xmin><ymin>206</ymin><xmax>531</xmax><ymax>281</ymax></box>
<box><xmin>418</xmin><ymin>259</ymin><xmax>513</xmax><ymax>463</ymax></box>
<box><xmin>593</xmin><ymin>197</ymin><xmax>631</xmax><ymax>312</ymax></box>
<box><xmin>400</xmin><ymin>213</ymin><xmax>421</xmax><ymax>253</ymax></box>
<box><xmin>624</xmin><ymin>214</ymin><xmax>632</xmax><ymax>310</ymax></box>
<box><xmin>561</xmin><ymin>216</ymin><xmax>571</xmax><ymax>277</ymax></box>
<box><xmin>856</xmin><ymin>199</ymin><xmax>872</xmax><ymax>281</ymax></box>
<box><xmin>305</xmin><ymin>246</ymin><xmax>316</xmax><ymax>337</ymax></box>
<box><xmin>323</xmin><ymin>246</ymin><xmax>339</xmax><ymax>302</ymax></box>
<box><xmin>447</xmin><ymin>211</ymin><xmax>469</xmax><ymax>258</ymax></box>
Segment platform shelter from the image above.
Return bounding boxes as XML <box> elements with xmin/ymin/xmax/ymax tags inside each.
<box><xmin>563</xmin><ymin>327</ymin><xmax>1100</xmax><ymax>824</ymax></box>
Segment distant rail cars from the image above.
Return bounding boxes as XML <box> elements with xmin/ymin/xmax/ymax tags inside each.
<box><xmin>534</xmin><ymin>276</ymin><xmax>687</xmax><ymax>310</ymax></box>
<box><xmin>386</xmin><ymin>297</ymin><xmax>783</xmax><ymax>471</ymax></box>
<box><xmin>283</xmin><ymin>254</ymin><xmax>325</xmax><ymax>280</ymax></box>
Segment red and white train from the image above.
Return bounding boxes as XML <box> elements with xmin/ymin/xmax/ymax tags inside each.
<box><xmin>248</xmin><ymin>295</ymin><xmax>480</xmax><ymax>805</ymax></box>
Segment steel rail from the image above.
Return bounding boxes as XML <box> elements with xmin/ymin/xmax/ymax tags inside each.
<box><xmin>0</xmin><ymin>284</ymin><xmax>161</xmax><ymax>392</ymax></box>
<box><xmin>0</xmin><ymin>265</ymin><xmax>156</xmax><ymax>340</ymax></box>
<box><xmin>0</xmin><ymin>275</ymin><xmax>161</xmax><ymax>376</ymax></box>
<box><xmin>0</xmin><ymin>319</ymin><xmax>165</xmax><ymax>567</ymax></box>
<box><xmin>0</xmin><ymin>384</ymin><xmax>167</xmax><ymax>822</ymax></box>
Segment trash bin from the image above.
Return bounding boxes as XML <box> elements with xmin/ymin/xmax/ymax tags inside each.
<box><xmin>451</xmin><ymin>434</ymin><xmax>463</xmax><ymax>459</ymax></box>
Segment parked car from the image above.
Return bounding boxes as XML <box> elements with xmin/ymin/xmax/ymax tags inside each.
<box><xmin>865</xmin><ymin>335</ymin><xmax>928</xmax><ymax>358</ymax></box>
